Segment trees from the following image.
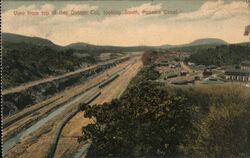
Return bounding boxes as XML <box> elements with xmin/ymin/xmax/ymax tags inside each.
<box><xmin>141</xmin><ymin>51</ymin><xmax>158</xmax><ymax>66</ymax></box>
<box><xmin>186</xmin><ymin>45</ymin><xmax>250</xmax><ymax>66</ymax></box>
<box><xmin>80</xmin><ymin>55</ymin><xmax>250</xmax><ymax>157</ymax></box>
<box><xmin>80</xmin><ymin>66</ymin><xmax>199</xmax><ymax>157</ymax></box>
<box><xmin>3</xmin><ymin>41</ymin><xmax>97</xmax><ymax>89</ymax></box>
<box><xmin>195</xmin><ymin>104</ymin><xmax>249</xmax><ymax>158</ymax></box>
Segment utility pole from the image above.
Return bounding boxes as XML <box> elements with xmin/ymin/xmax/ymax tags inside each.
<box><xmin>244</xmin><ymin>0</ymin><xmax>250</xmax><ymax>38</ymax></box>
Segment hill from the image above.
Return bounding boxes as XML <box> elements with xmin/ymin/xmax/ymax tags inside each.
<box><xmin>2</xmin><ymin>33</ymin><xmax>61</xmax><ymax>49</ymax></box>
<box><xmin>66</xmin><ymin>42</ymin><xmax>152</xmax><ymax>52</ymax></box>
<box><xmin>67</xmin><ymin>38</ymin><xmax>228</xmax><ymax>50</ymax></box>
<box><xmin>159</xmin><ymin>38</ymin><xmax>228</xmax><ymax>49</ymax></box>
<box><xmin>2</xmin><ymin>33</ymin><xmax>146</xmax><ymax>89</ymax></box>
<box><xmin>2</xmin><ymin>41</ymin><xmax>98</xmax><ymax>89</ymax></box>
<box><xmin>66</xmin><ymin>42</ymin><xmax>97</xmax><ymax>50</ymax></box>
<box><xmin>186</xmin><ymin>44</ymin><xmax>250</xmax><ymax>66</ymax></box>
<box><xmin>3</xmin><ymin>33</ymin><xmax>229</xmax><ymax>51</ymax></box>
<box><xmin>188</xmin><ymin>38</ymin><xmax>227</xmax><ymax>46</ymax></box>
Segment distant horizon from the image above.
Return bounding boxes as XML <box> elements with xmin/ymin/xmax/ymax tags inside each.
<box><xmin>4</xmin><ymin>31</ymin><xmax>250</xmax><ymax>47</ymax></box>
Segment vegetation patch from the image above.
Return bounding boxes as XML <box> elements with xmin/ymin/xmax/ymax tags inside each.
<box><xmin>185</xmin><ymin>44</ymin><xmax>250</xmax><ymax>66</ymax></box>
<box><xmin>3</xmin><ymin>41</ymin><xmax>101</xmax><ymax>89</ymax></box>
<box><xmin>80</xmin><ymin>53</ymin><xmax>250</xmax><ymax>157</ymax></box>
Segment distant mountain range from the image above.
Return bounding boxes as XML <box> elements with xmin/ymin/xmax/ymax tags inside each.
<box><xmin>2</xmin><ymin>33</ymin><xmax>150</xmax><ymax>52</ymax></box>
<box><xmin>65</xmin><ymin>42</ymin><xmax>148</xmax><ymax>52</ymax></box>
<box><xmin>2</xmin><ymin>32</ymin><xmax>232</xmax><ymax>51</ymax></box>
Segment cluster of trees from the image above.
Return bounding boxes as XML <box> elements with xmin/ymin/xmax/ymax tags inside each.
<box><xmin>141</xmin><ymin>51</ymin><xmax>158</xmax><ymax>66</ymax></box>
<box><xmin>3</xmin><ymin>41</ymin><xmax>97</xmax><ymax>89</ymax></box>
<box><xmin>186</xmin><ymin>44</ymin><xmax>250</xmax><ymax>66</ymax></box>
<box><xmin>80</xmin><ymin>61</ymin><xmax>250</xmax><ymax>157</ymax></box>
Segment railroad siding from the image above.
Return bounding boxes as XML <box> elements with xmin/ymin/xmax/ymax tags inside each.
<box><xmin>3</xmin><ymin>57</ymin><xmax>130</xmax><ymax>117</ymax></box>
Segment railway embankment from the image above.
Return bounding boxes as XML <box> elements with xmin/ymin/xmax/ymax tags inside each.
<box><xmin>3</xmin><ymin>57</ymin><xmax>130</xmax><ymax>117</ymax></box>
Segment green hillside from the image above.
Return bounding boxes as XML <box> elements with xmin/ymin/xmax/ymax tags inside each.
<box><xmin>189</xmin><ymin>38</ymin><xmax>227</xmax><ymax>46</ymax></box>
<box><xmin>2</xmin><ymin>41</ymin><xmax>97</xmax><ymax>89</ymax></box>
<box><xmin>3</xmin><ymin>33</ymin><xmax>60</xmax><ymax>49</ymax></box>
<box><xmin>186</xmin><ymin>44</ymin><xmax>250</xmax><ymax>66</ymax></box>
<box><xmin>160</xmin><ymin>38</ymin><xmax>228</xmax><ymax>49</ymax></box>
<box><xmin>2</xmin><ymin>33</ymin><xmax>132</xmax><ymax>89</ymax></box>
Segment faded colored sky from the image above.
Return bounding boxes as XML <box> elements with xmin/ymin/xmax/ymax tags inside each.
<box><xmin>2</xmin><ymin>0</ymin><xmax>250</xmax><ymax>46</ymax></box>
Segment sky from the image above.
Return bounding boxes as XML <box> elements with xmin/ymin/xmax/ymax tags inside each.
<box><xmin>2</xmin><ymin>0</ymin><xmax>250</xmax><ymax>46</ymax></box>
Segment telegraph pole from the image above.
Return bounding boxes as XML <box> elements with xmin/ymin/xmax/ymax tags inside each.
<box><xmin>244</xmin><ymin>0</ymin><xmax>250</xmax><ymax>39</ymax></box>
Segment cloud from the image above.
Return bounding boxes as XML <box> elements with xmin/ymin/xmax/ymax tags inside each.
<box><xmin>172</xmin><ymin>0</ymin><xmax>248</xmax><ymax>21</ymax></box>
<box><xmin>2</xmin><ymin>3</ymin><xmax>98</xmax><ymax>40</ymax></box>
<box><xmin>2</xmin><ymin>1</ymin><xmax>250</xmax><ymax>46</ymax></box>
<box><xmin>127</xmin><ymin>2</ymin><xmax>163</xmax><ymax>15</ymax></box>
<box><xmin>61</xmin><ymin>4</ymin><xmax>98</xmax><ymax>11</ymax></box>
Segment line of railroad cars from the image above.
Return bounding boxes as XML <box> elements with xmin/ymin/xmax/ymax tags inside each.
<box><xmin>98</xmin><ymin>74</ymin><xmax>120</xmax><ymax>88</ymax></box>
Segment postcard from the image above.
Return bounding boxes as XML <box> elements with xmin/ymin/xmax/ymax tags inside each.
<box><xmin>2</xmin><ymin>0</ymin><xmax>250</xmax><ymax>158</ymax></box>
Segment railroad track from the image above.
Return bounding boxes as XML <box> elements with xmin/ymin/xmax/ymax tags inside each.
<box><xmin>3</xmin><ymin>57</ymin><xmax>137</xmax><ymax>156</ymax></box>
<box><xmin>46</xmin><ymin>92</ymin><xmax>101</xmax><ymax>158</ymax></box>
<box><xmin>45</xmin><ymin>60</ymin><xmax>135</xmax><ymax>158</ymax></box>
<box><xmin>3</xmin><ymin>56</ymin><xmax>133</xmax><ymax>138</ymax></box>
<box><xmin>3</xmin><ymin>56</ymin><xmax>132</xmax><ymax>118</ymax></box>
<box><xmin>51</xmin><ymin>59</ymin><xmax>140</xmax><ymax>158</ymax></box>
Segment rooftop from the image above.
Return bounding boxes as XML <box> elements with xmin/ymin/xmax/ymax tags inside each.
<box><xmin>241</xmin><ymin>60</ymin><xmax>250</xmax><ymax>66</ymax></box>
<box><xmin>225</xmin><ymin>69</ymin><xmax>250</xmax><ymax>76</ymax></box>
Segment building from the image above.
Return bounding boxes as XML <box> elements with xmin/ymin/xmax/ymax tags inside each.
<box><xmin>224</xmin><ymin>61</ymin><xmax>250</xmax><ymax>82</ymax></box>
<box><xmin>225</xmin><ymin>69</ymin><xmax>250</xmax><ymax>82</ymax></box>
<box><xmin>203</xmin><ymin>69</ymin><xmax>212</xmax><ymax>76</ymax></box>
<box><xmin>180</xmin><ymin>70</ymin><xmax>188</xmax><ymax>76</ymax></box>
<box><xmin>241</xmin><ymin>61</ymin><xmax>250</xmax><ymax>70</ymax></box>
